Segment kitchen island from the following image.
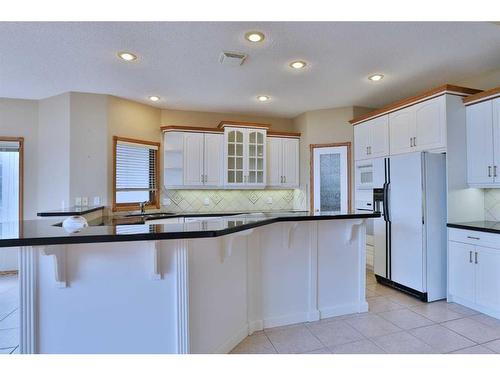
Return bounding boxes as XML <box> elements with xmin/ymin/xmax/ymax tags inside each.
<box><xmin>0</xmin><ymin>210</ymin><xmax>379</xmax><ymax>354</ymax></box>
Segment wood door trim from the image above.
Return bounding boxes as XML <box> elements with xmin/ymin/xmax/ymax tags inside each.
<box><xmin>0</xmin><ymin>136</ymin><xmax>24</xmax><ymax>222</ymax></box>
<box><xmin>463</xmin><ymin>86</ymin><xmax>500</xmax><ymax>106</ymax></box>
<box><xmin>349</xmin><ymin>84</ymin><xmax>482</xmax><ymax>125</ymax></box>
<box><xmin>309</xmin><ymin>142</ymin><xmax>352</xmax><ymax>213</ymax></box>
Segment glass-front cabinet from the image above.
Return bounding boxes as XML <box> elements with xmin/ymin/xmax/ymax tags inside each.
<box><xmin>224</xmin><ymin>127</ymin><xmax>266</xmax><ymax>187</ymax></box>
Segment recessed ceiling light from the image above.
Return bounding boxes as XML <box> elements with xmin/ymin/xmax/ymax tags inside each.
<box><xmin>118</xmin><ymin>52</ymin><xmax>138</xmax><ymax>61</ymax></box>
<box><xmin>245</xmin><ymin>31</ymin><xmax>265</xmax><ymax>43</ymax></box>
<box><xmin>289</xmin><ymin>60</ymin><xmax>307</xmax><ymax>69</ymax></box>
<box><xmin>257</xmin><ymin>95</ymin><xmax>270</xmax><ymax>102</ymax></box>
<box><xmin>149</xmin><ymin>96</ymin><xmax>160</xmax><ymax>102</ymax></box>
<box><xmin>368</xmin><ymin>74</ymin><xmax>384</xmax><ymax>82</ymax></box>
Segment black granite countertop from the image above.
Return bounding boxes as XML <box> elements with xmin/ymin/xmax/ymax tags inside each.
<box><xmin>37</xmin><ymin>205</ymin><xmax>105</xmax><ymax>217</ymax></box>
<box><xmin>0</xmin><ymin>210</ymin><xmax>380</xmax><ymax>247</ymax></box>
<box><xmin>447</xmin><ymin>221</ymin><xmax>500</xmax><ymax>235</ymax></box>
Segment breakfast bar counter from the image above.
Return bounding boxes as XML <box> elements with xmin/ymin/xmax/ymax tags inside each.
<box><xmin>2</xmin><ymin>211</ymin><xmax>379</xmax><ymax>354</ymax></box>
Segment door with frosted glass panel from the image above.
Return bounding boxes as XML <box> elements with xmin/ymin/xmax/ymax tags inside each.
<box><xmin>312</xmin><ymin>145</ymin><xmax>349</xmax><ymax>213</ymax></box>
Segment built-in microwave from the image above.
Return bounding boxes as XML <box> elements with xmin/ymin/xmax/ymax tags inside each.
<box><xmin>355</xmin><ymin>161</ymin><xmax>374</xmax><ymax>190</ymax></box>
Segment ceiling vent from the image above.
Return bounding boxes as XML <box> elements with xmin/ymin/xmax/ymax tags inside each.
<box><xmin>219</xmin><ymin>51</ymin><xmax>247</xmax><ymax>66</ymax></box>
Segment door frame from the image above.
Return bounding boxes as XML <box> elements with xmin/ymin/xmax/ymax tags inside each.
<box><xmin>309</xmin><ymin>142</ymin><xmax>352</xmax><ymax>213</ymax></box>
<box><xmin>0</xmin><ymin>136</ymin><xmax>24</xmax><ymax>222</ymax></box>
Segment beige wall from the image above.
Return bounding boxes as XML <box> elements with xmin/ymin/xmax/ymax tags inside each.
<box><xmin>38</xmin><ymin>93</ymin><xmax>71</xmax><ymax>213</ymax></box>
<box><xmin>161</xmin><ymin>108</ymin><xmax>294</xmax><ymax>132</ymax></box>
<box><xmin>292</xmin><ymin>106</ymin><xmax>372</xmax><ymax>211</ymax></box>
<box><xmin>0</xmin><ymin>98</ymin><xmax>39</xmax><ymax>220</ymax></box>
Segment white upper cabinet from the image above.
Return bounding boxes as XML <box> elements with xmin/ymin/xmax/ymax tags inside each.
<box><xmin>164</xmin><ymin>131</ymin><xmax>223</xmax><ymax>188</ymax></box>
<box><xmin>466</xmin><ymin>100</ymin><xmax>495</xmax><ymax>186</ymax></box>
<box><xmin>224</xmin><ymin>127</ymin><xmax>266</xmax><ymax>188</ymax></box>
<box><xmin>267</xmin><ymin>137</ymin><xmax>299</xmax><ymax>187</ymax></box>
<box><xmin>493</xmin><ymin>98</ymin><xmax>500</xmax><ymax>182</ymax></box>
<box><xmin>414</xmin><ymin>95</ymin><xmax>446</xmax><ymax>151</ymax></box>
<box><xmin>389</xmin><ymin>96</ymin><xmax>447</xmax><ymax>156</ymax></box>
<box><xmin>389</xmin><ymin>106</ymin><xmax>415</xmax><ymax>155</ymax></box>
<box><xmin>354</xmin><ymin>115</ymin><xmax>389</xmax><ymax>161</ymax></box>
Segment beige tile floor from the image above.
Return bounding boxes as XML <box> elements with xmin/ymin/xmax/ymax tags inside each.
<box><xmin>231</xmin><ymin>269</ymin><xmax>500</xmax><ymax>354</ymax></box>
<box><xmin>0</xmin><ymin>274</ymin><xmax>19</xmax><ymax>354</ymax></box>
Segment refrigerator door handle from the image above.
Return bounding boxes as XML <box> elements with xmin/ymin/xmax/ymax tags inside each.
<box><xmin>383</xmin><ymin>182</ymin><xmax>390</xmax><ymax>222</ymax></box>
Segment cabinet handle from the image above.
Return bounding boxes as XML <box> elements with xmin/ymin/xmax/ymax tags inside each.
<box><xmin>413</xmin><ymin>137</ymin><xmax>417</xmax><ymax>147</ymax></box>
<box><xmin>469</xmin><ymin>251</ymin><xmax>473</xmax><ymax>263</ymax></box>
<box><xmin>488</xmin><ymin>166</ymin><xmax>492</xmax><ymax>177</ymax></box>
<box><xmin>409</xmin><ymin>138</ymin><xmax>413</xmax><ymax>147</ymax></box>
<box><xmin>467</xmin><ymin>236</ymin><xmax>480</xmax><ymax>240</ymax></box>
<box><xmin>284</xmin><ymin>176</ymin><xmax>286</xmax><ymax>183</ymax></box>
<box><xmin>280</xmin><ymin>176</ymin><xmax>283</xmax><ymax>183</ymax></box>
<box><xmin>475</xmin><ymin>252</ymin><xmax>478</xmax><ymax>264</ymax></box>
<box><xmin>369</xmin><ymin>146</ymin><xmax>372</xmax><ymax>154</ymax></box>
<box><xmin>495</xmin><ymin>166</ymin><xmax>498</xmax><ymax>178</ymax></box>
<box><xmin>366</xmin><ymin>146</ymin><xmax>369</xmax><ymax>155</ymax></box>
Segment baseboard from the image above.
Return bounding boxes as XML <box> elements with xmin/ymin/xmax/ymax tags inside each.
<box><xmin>320</xmin><ymin>301</ymin><xmax>368</xmax><ymax>319</ymax></box>
<box><xmin>214</xmin><ymin>324</ymin><xmax>249</xmax><ymax>354</ymax></box>
<box><xmin>248</xmin><ymin>320</ymin><xmax>263</xmax><ymax>334</ymax></box>
<box><xmin>263</xmin><ymin>311</ymin><xmax>310</xmax><ymax>329</ymax></box>
<box><xmin>448</xmin><ymin>295</ymin><xmax>500</xmax><ymax>320</ymax></box>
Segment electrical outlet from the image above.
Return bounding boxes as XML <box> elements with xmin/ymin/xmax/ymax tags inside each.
<box><xmin>75</xmin><ymin>197</ymin><xmax>82</xmax><ymax>207</ymax></box>
<box><xmin>162</xmin><ymin>198</ymin><xmax>171</xmax><ymax>206</ymax></box>
<box><xmin>266</xmin><ymin>197</ymin><xmax>273</xmax><ymax>204</ymax></box>
<box><xmin>93</xmin><ymin>196</ymin><xmax>101</xmax><ymax>205</ymax></box>
<box><xmin>81</xmin><ymin>197</ymin><xmax>88</xmax><ymax>206</ymax></box>
<box><xmin>203</xmin><ymin>197</ymin><xmax>210</xmax><ymax>206</ymax></box>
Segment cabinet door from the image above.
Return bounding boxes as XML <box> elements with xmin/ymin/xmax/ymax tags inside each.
<box><xmin>389</xmin><ymin>107</ymin><xmax>415</xmax><ymax>155</ymax></box>
<box><xmin>225</xmin><ymin>129</ymin><xmax>245</xmax><ymax>185</ymax></box>
<box><xmin>267</xmin><ymin>137</ymin><xmax>282</xmax><ymax>186</ymax></box>
<box><xmin>354</xmin><ymin>123</ymin><xmax>370</xmax><ymax>160</ymax></box>
<box><xmin>493</xmin><ymin>98</ymin><xmax>500</xmax><ymax>183</ymax></box>
<box><xmin>448</xmin><ymin>241</ymin><xmax>475</xmax><ymax>303</ymax></box>
<box><xmin>369</xmin><ymin>115</ymin><xmax>389</xmax><ymax>158</ymax></box>
<box><xmin>466</xmin><ymin>101</ymin><xmax>494</xmax><ymax>185</ymax></box>
<box><xmin>282</xmin><ymin>138</ymin><xmax>299</xmax><ymax>187</ymax></box>
<box><xmin>414</xmin><ymin>96</ymin><xmax>446</xmax><ymax>151</ymax></box>
<box><xmin>246</xmin><ymin>129</ymin><xmax>266</xmax><ymax>186</ymax></box>
<box><xmin>204</xmin><ymin>133</ymin><xmax>223</xmax><ymax>186</ymax></box>
<box><xmin>475</xmin><ymin>246</ymin><xmax>500</xmax><ymax>311</ymax></box>
<box><xmin>183</xmin><ymin>132</ymin><xmax>204</xmax><ymax>186</ymax></box>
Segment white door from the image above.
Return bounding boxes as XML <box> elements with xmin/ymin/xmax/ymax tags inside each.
<box><xmin>183</xmin><ymin>132</ymin><xmax>204</xmax><ymax>186</ymax></box>
<box><xmin>312</xmin><ymin>145</ymin><xmax>349</xmax><ymax>213</ymax></box>
<box><xmin>389</xmin><ymin>153</ymin><xmax>424</xmax><ymax>291</ymax></box>
<box><xmin>414</xmin><ymin>96</ymin><xmax>446</xmax><ymax>151</ymax></box>
<box><xmin>448</xmin><ymin>241</ymin><xmax>475</xmax><ymax>302</ymax></box>
<box><xmin>466</xmin><ymin>101</ymin><xmax>494</xmax><ymax>185</ymax></box>
<box><xmin>203</xmin><ymin>133</ymin><xmax>223</xmax><ymax>186</ymax></box>
<box><xmin>369</xmin><ymin>115</ymin><xmax>389</xmax><ymax>158</ymax></box>
<box><xmin>267</xmin><ymin>137</ymin><xmax>282</xmax><ymax>186</ymax></box>
<box><xmin>282</xmin><ymin>138</ymin><xmax>299</xmax><ymax>187</ymax></box>
<box><xmin>475</xmin><ymin>246</ymin><xmax>500</xmax><ymax>310</ymax></box>
<box><xmin>493</xmin><ymin>98</ymin><xmax>500</xmax><ymax>183</ymax></box>
<box><xmin>354</xmin><ymin>123</ymin><xmax>370</xmax><ymax>160</ymax></box>
<box><xmin>389</xmin><ymin>107</ymin><xmax>415</xmax><ymax>155</ymax></box>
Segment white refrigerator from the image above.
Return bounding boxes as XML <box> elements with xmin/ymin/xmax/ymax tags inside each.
<box><xmin>372</xmin><ymin>152</ymin><xmax>447</xmax><ymax>302</ymax></box>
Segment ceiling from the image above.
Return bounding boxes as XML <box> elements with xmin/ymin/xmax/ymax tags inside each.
<box><xmin>0</xmin><ymin>22</ymin><xmax>499</xmax><ymax>118</ymax></box>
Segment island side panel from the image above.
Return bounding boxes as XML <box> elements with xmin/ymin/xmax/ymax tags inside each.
<box><xmin>37</xmin><ymin>241</ymin><xmax>179</xmax><ymax>354</ymax></box>
<box><xmin>317</xmin><ymin>220</ymin><xmax>368</xmax><ymax>317</ymax></box>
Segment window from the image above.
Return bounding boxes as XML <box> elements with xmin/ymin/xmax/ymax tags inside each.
<box><xmin>113</xmin><ymin>136</ymin><xmax>160</xmax><ymax>211</ymax></box>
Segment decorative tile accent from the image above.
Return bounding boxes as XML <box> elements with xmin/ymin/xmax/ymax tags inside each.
<box><xmin>162</xmin><ymin>189</ymin><xmax>298</xmax><ymax>213</ymax></box>
<box><xmin>485</xmin><ymin>189</ymin><xmax>500</xmax><ymax>221</ymax></box>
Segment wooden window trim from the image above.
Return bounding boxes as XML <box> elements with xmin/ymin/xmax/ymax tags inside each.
<box><xmin>0</xmin><ymin>136</ymin><xmax>24</xmax><ymax>223</ymax></box>
<box><xmin>309</xmin><ymin>142</ymin><xmax>352</xmax><ymax>213</ymax></box>
<box><xmin>112</xmin><ymin>136</ymin><xmax>161</xmax><ymax>212</ymax></box>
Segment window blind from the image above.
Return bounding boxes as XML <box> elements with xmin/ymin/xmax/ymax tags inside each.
<box><xmin>115</xmin><ymin>140</ymin><xmax>158</xmax><ymax>204</ymax></box>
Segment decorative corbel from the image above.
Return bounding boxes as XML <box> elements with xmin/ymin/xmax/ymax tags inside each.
<box><xmin>282</xmin><ymin>222</ymin><xmax>299</xmax><ymax>249</ymax></box>
<box><xmin>220</xmin><ymin>229</ymin><xmax>254</xmax><ymax>262</ymax></box>
<box><xmin>36</xmin><ymin>245</ymin><xmax>67</xmax><ymax>288</ymax></box>
<box><xmin>150</xmin><ymin>241</ymin><xmax>162</xmax><ymax>280</ymax></box>
<box><xmin>345</xmin><ymin>219</ymin><xmax>365</xmax><ymax>245</ymax></box>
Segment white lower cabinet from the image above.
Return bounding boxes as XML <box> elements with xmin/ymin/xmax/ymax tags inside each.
<box><xmin>448</xmin><ymin>228</ymin><xmax>500</xmax><ymax>318</ymax></box>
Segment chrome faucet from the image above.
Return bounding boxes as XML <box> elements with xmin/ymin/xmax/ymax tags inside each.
<box><xmin>139</xmin><ymin>201</ymin><xmax>149</xmax><ymax>215</ymax></box>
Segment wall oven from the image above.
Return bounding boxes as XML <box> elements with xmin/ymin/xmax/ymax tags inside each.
<box><xmin>355</xmin><ymin>161</ymin><xmax>374</xmax><ymax>190</ymax></box>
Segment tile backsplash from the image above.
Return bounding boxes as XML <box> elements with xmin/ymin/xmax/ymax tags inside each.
<box><xmin>485</xmin><ymin>189</ymin><xmax>500</xmax><ymax>221</ymax></box>
<box><xmin>162</xmin><ymin>189</ymin><xmax>306</xmax><ymax>213</ymax></box>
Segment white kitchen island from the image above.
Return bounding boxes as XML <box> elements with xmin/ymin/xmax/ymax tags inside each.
<box><xmin>3</xmin><ymin>211</ymin><xmax>378</xmax><ymax>353</ymax></box>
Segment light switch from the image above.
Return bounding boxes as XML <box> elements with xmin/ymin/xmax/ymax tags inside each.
<box><xmin>162</xmin><ymin>198</ymin><xmax>171</xmax><ymax>206</ymax></box>
<box><xmin>81</xmin><ymin>197</ymin><xmax>88</xmax><ymax>206</ymax></box>
<box><xmin>75</xmin><ymin>197</ymin><xmax>82</xmax><ymax>207</ymax></box>
<box><xmin>93</xmin><ymin>196</ymin><xmax>101</xmax><ymax>205</ymax></box>
<box><xmin>203</xmin><ymin>197</ymin><xmax>210</xmax><ymax>206</ymax></box>
<box><xmin>266</xmin><ymin>197</ymin><xmax>273</xmax><ymax>204</ymax></box>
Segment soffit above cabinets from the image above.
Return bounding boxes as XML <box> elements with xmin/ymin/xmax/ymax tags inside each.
<box><xmin>350</xmin><ymin>84</ymin><xmax>482</xmax><ymax>125</ymax></box>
